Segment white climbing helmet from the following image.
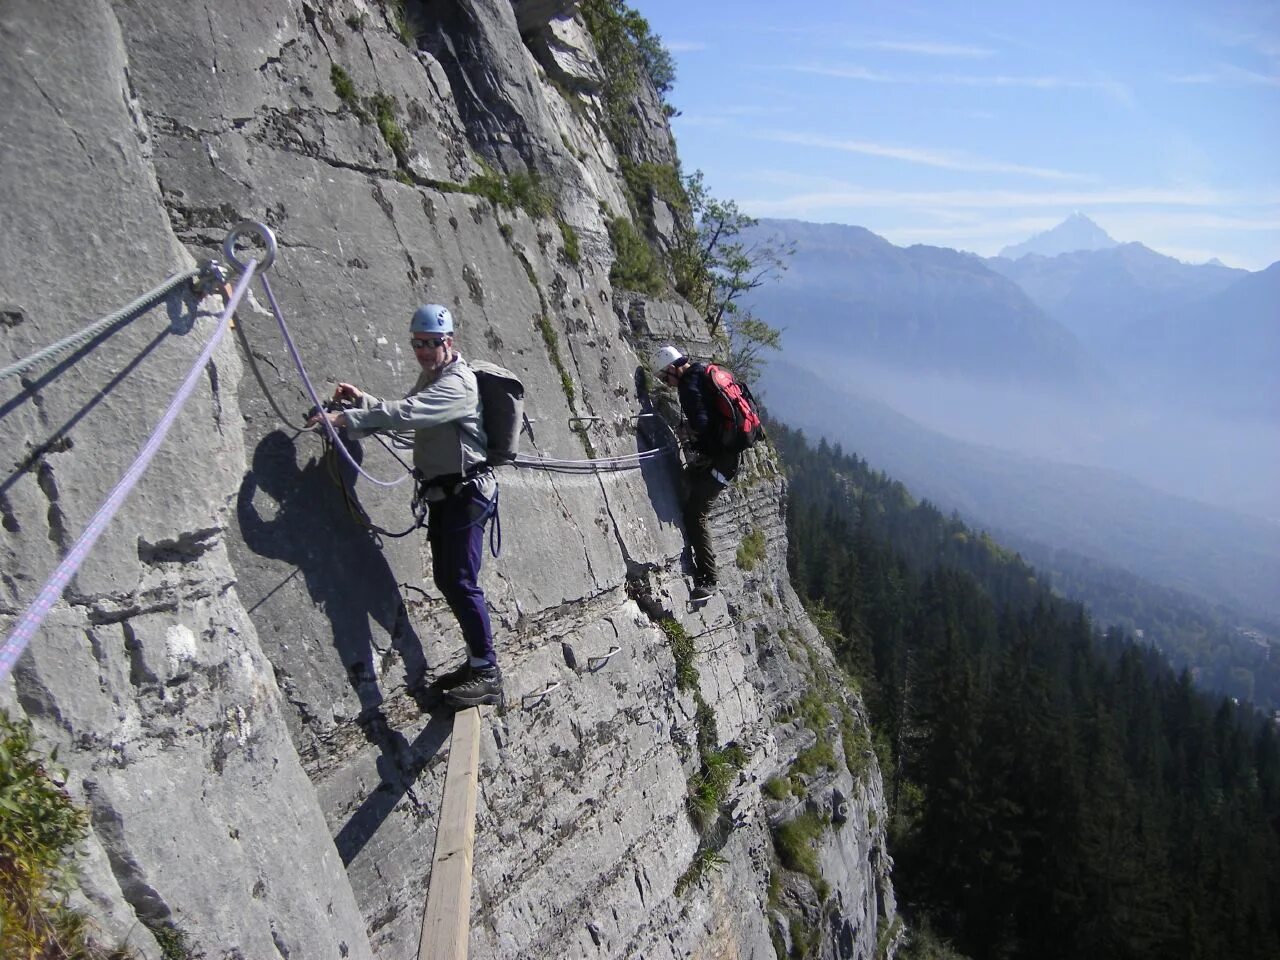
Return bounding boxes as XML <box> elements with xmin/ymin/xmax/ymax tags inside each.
<box><xmin>411</xmin><ymin>303</ymin><xmax>454</xmax><ymax>335</ymax></box>
<box><xmin>652</xmin><ymin>344</ymin><xmax>686</xmax><ymax>374</ymax></box>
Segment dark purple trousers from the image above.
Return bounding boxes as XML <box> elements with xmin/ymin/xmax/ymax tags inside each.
<box><xmin>427</xmin><ymin>488</ymin><xmax>496</xmax><ymax>667</ymax></box>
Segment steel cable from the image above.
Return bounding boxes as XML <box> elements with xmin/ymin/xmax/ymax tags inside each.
<box><xmin>0</xmin><ymin>267</ymin><xmax>200</xmax><ymax>384</ymax></box>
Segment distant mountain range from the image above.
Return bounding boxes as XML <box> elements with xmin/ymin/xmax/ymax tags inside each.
<box><xmin>986</xmin><ymin>234</ymin><xmax>1274</xmax><ymax>420</ymax></box>
<box><xmin>743</xmin><ymin>219</ymin><xmax>1098</xmax><ymax>387</ymax></box>
<box><xmin>999</xmin><ymin>212</ymin><xmax>1119</xmax><ymax>259</ymax></box>
<box><xmin>744</xmin><ymin>215</ymin><xmax>1276</xmax><ymax>423</ymax></box>
<box><xmin>987</xmin><ymin>239</ymin><xmax>1247</xmax><ymax>355</ymax></box>
<box><xmin>1115</xmin><ymin>261</ymin><xmax>1280</xmax><ymax>420</ymax></box>
<box><xmin>759</xmin><ymin>358</ymin><xmax>1280</xmax><ymax>624</ymax></box>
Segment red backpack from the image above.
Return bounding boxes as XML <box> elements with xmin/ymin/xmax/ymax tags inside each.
<box><xmin>703</xmin><ymin>363</ymin><xmax>764</xmax><ymax>452</ymax></box>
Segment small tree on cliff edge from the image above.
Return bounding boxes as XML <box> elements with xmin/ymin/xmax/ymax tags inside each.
<box><xmin>672</xmin><ymin>170</ymin><xmax>793</xmax><ymax>382</ymax></box>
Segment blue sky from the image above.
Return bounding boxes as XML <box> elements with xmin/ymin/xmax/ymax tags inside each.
<box><xmin>635</xmin><ymin>0</ymin><xmax>1280</xmax><ymax>269</ymax></box>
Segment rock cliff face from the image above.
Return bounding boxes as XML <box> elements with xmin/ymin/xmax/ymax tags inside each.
<box><xmin>0</xmin><ymin>2</ymin><xmax>895</xmax><ymax>957</ymax></box>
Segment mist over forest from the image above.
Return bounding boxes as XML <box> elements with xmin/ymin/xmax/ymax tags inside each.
<box><xmin>743</xmin><ymin>215</ymin><xmax>1280</xmax><ymax>686</ymax></box>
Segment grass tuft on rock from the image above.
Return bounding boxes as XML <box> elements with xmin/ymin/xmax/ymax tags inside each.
<box><xmin>0</xmin><ymin>711</ymin><xmax>139</xmax><ymax>958</ymax></box>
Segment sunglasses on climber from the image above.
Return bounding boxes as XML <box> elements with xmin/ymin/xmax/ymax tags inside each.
<box><xmin>411</xmin><ymin>336</ymin><xmax>449</xmax><ymax>349</ymax></box>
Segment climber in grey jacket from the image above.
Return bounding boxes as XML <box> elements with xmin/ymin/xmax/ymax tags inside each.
<box><xmin>308</xmin><ymin>304</ymin><xmax>502</xmax><ymax>708</ymax></box>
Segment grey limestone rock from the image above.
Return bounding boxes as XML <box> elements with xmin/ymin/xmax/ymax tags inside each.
<box><xmin>0</xmin><ymin>0</ymin><xmax>895</xmax><ymax>957</ymax></box>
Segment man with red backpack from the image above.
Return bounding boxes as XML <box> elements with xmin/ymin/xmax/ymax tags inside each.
<box><xmin>653</xmin><ymin>344</ymin><xmax>764</xmax><ymax>603</ymax></box>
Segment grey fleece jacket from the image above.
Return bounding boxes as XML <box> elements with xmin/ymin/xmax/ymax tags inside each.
<box><xmin>343</xmin><ymin>352</ymin><xmax>495</xmax><ymax>500</ymax></box>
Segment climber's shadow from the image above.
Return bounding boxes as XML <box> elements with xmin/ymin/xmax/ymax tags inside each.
<box><xmin>634</xmin><ymin>366</ymin><xmax>683</xmax><ymax>526</ymax></box>
<box><xmin>333</xmin><ymin>706</ymin><xmax>456</xmax><ymax>867</ymax></box>
<box><xmin>237</xmin><ymin>429</ymin><xmax>429</xmax><ymax>715</ymax></box>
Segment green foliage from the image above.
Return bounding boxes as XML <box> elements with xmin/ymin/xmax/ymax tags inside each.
<box><xmin>508</xmin><ymin>172</ymin><xmax>555</xmax><ymax>218</ymax></box>
<box><xmin>674</xmin><ymin>847</ymin><xmax>727</xmax><ymax>896</ymax></box>
<box><xmin>736</xmin><ymin>527</ymin><xmax>766</xmax><ymax>571</ymax></box>
<box><xmin>877</xmin><ymin>917</ymin><xmax>908</xmax><ymax>960</ymax></box>
<box><xmin>379</xmin><ymin>0</ymin><xmax>414</xmax><ymax>46</ymax></box>
<box><xmin>660</xmin><ymin>617</ymin><xmax>697</xmax><ymax>690</ymax></box>
<box><xmin>772</xmin><ymin>811</ymin><xmax>829</xmax><ymax>900</ymax></box>
<box><xmin>580</xmin><ymin>0</ymin><xmax>676</xmax><ymax>151</ymax></box>
<box><xmin>620</xmin><ymin>158</ymin><xmax>687</xmax><ymax>230</ymax></box>
<box><xmin>896</xmin><ymin>918</ymin><xmax>970</xmax><ymax>960</ymax></box>
<box><xmin>345</xmin><ymin>12</ymin><xmax>369</xmax><ymax>30</ymax></box>
<box><xmin>670</xmin><ymin>170</ymin><xmax>791</xmax><ymax>382</ymax></box>
<box><xmin>607</xmin><ymin>217</ymin><xmax>664</xmax><ymax>295</ymax></box>
<box><xmin>556</xmin><ymin>218</ymin><xmax>581</xmax><ymax>266</ymax></box>
<box><xmin>466</xmin><ymin>169</ymin><xmax>555</xmax><ymax>219</ymax></box>
<box><xmin>535</xmin><ymin>307</ymin><xmax>574</xmax><ymax>407</ymax></box>
<box><xmin>785</xmin><ymin>689</ymin><xmax>830</xmax><ymax>731</ymax></box>
<box><xmin>515</xmin><ymin>250</ymin><xmax>583</xmax><ymax>444</ymax></box>
<box><xmin>330</xmin><ymin>64</ymin><xmax>359</xmax><ymax>110</ymax></box>
<box><xmin>0</xmin><ymin>711</ymin><xmax>134</xmax><ymax>958</ymax></box>
<box><xmin>841</xmin><ymin>708</ymin><xmax>873</xmax><ymax>781</ymax></box>
<box><xmin>763</xmin><ymin>775</ymin><xmax>790</xmax><ymax>800</ymax></box>
<box><xmin>776</xmin><ymin>421</ymin><xmax>1280</xmax><ymax>960</ymax></box>
<box><xmin>790</xmin><ymin>736</ymin><xmax>837</xmax><ymax>779</ymax></box>
<box><xmin>688</xmin><ymin>743</ymin><xmax>743</xmax><ymax>831</ymax></box>
<box><xmin>790</xmin><ymin>914</ymin><xmax>824</xmax><ymax>959</ymax></box>
<box><xmin>145</xmin><ymin>922</ymin><xmax>192</xmax><ymax>960</ymax></box>
<box><xmin>370</xmin><ymin>92</ymin><xmax>408</xmax><ymax>163</ymax></box>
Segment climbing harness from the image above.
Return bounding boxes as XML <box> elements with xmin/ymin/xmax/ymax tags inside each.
<box><xmin>421</xmin><ymin>468</ymin><xmax>502</xmax><ymax>558</ymax></box>
<box><xmin>0</xmin><ymin>261</ymin><xmax>230</xmax><ymax>384</ymax></box>
<box><xmin>0</xmin><ymin>223</ymin><xmax>270</xmax><ymax>682</ymax></box>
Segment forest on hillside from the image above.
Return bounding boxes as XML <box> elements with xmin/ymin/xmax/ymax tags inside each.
<box><xmin>773</xmin><ymin>422</ymin><xmax>1280</xmax><ymax>960</ymax></box>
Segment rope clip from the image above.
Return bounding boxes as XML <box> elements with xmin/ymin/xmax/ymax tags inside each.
<box><xmin>191</xmin><ymin>259</ymin><xmax>230</xmax><ymax>298</ymax></box>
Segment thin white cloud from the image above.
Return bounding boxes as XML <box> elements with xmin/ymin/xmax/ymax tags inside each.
<box><xmin>1199</xmin><ymin>21</ymin><xmax>1280</xmax><ymax>60</ymax></box>
<box><xmin>795</xmin><ymin>65</ymin><xmax>901</xmax><ymax>82</ymax></box>
<box><xmin>1104</xmin><ymin>210</ymin><xmax>1280</xmax><ymax>232</ymax></box>
<box><xmin>736</xmin><ymin>184</ymin><xmax>1278</xmax><ymax>216</ymax></box>
<box><xmin>665</xmin><ymin>40</ymin><xmax>708</xmax><ymax>53</ymax></box>
<box><xmin>854</xmin><ymin>40</ymin><xmax>995</xmax><ymax>58</ymax></box>
<box><xmin>757</xmin><ymin>131</ymin><xmax>1091</xmax><ymax>182</ymax></box>
<box><xmin>793</xmin><ymin>64</ymin><xmax>1133</xmax><ymax>101</ymax></box>
<box><xmin>1168</xmin><ymin>64</ymin><xmax>1280</xmax><ymax>85</ymax></box>
<box><xmin>670</xmin><ymin>114</ymin><xmax>728</xmax><ymax>128</ymax></box>
<box><xmin>885</xmin><ymin>217</ymin><xmax>1065</xmax><ymax>243</ymax></box>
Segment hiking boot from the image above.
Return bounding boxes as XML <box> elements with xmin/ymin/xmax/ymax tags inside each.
<box><xmin>432</xmin><ymin>662</ymin><xmax>473</xmax><ymax>691</ymax></box>
<box><xmin>444</xmin><ymin>667</ymin><xmax>504</xmax><ymax>708</ymax></box>
<box><xmin>690</xmin><ymin>582</ymin><xmax>716</xmax><ymax>604</ymax></box>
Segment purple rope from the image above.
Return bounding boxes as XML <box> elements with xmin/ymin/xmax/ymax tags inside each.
<box><xmin>0</xmin><ymin>262</ymin><xmax>259</xmax><ymax>683</ymax></box>
<box><xmin>258</xmin><ymin>273</ymin><xmax>411</xmax><ymax>488</ymax></box>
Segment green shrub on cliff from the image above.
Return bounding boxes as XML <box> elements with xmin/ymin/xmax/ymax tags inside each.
<box><xmin>607</xmin><ymin>217</ymin><xmax>663</xmax><ymax>295</ymax></box>
<box><xmin>0</xmin><ymin>711</ymin><xmax>133</xmax><ymax>958</ymax></box>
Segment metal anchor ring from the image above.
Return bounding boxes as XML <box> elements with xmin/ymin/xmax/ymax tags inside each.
<box><xmin>222</xmin><ymin>220</ymin><xmax>278</xmax><ymax>272</ymax></box>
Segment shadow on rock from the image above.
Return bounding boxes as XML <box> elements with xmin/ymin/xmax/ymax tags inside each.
<box><xmin>237</xmin><ymin>429</ymin><xmax>429</xmax><ymax>714</ymax></box>
<box><xmin>634</xmin><ymin>365</ymin><xmax>683</xmax><ymax>527</ymax></box>
<box><xmin>333</xmin><ymin>703</ymin><xmax>457</xmax><ymax>867</ymax></box>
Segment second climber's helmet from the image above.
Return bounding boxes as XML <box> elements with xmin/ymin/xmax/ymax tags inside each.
<box><xmin>652</xmin><ymin>344</ymin><xmax>686</xmax><ymax>374</ymax></box>
<box><xmin>411</xmin><ymin>304</ymin><xmax>454</xmax><ymax>336</ymax></box>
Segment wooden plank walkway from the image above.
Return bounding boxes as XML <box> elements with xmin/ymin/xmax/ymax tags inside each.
<box><xmin>417</xmin><ymin>706</ymin><xmax>483</xmax><ymax>960</ymax></box>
